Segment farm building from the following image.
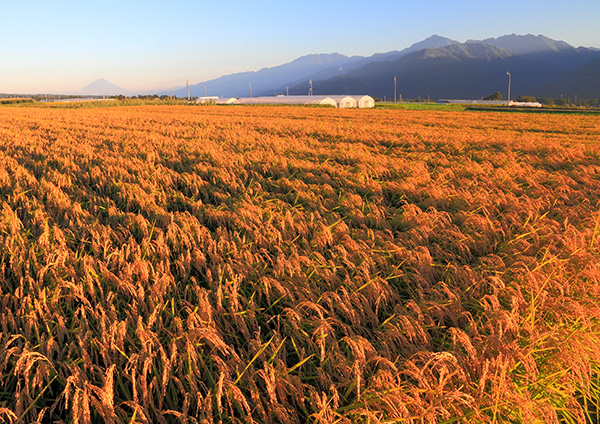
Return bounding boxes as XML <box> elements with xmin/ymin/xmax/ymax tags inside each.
<box><xmin>509</xmin><ymin>101</ymin><xmax>542</xmax><ymax>107</ymax></box>
<box><xmin>329</xmin><ymin>96</ymin><xmax>357</xmax><ymax>108</ymax></box>
<box><xmin>232</xmin><ymin>95</ymin><xmax>375</xmax><ymax>108</ymax></box>
<box><xmin>234</xmin><ymin>96</ymin><xmax>338</xmax><ymax>107</ymax></box>
<box><xmin>352</xmin><ymin>95</ymin><xmax>375</xmax><ymax>108</ymax></box>
<box><xmin>214</xmin><ymin>97</ymin><xmax>238</xmax><ymax>104</ymax></box>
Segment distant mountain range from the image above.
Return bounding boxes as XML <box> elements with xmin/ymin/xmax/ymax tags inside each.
<box><xmin>284</xmin><ymin>34</ymin><xmax>600</xmax><ymax>100</ymax></box>
<box><xmin>166</xmin><ymin>54</ymin><xmax>364</xmax><ymax>99</ymax></box>
<box><xmin>82</xmin><ymin>34</ymin><xmax>600</xmax><ymax>100</ymax></box>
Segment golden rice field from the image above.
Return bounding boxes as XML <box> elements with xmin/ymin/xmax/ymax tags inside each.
<box><xmin>0</xmin><ymin>104</ymin><xmax>599</xmax><ymax>423</ymax></box>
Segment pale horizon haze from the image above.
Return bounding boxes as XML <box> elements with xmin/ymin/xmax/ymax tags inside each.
<box><xmin>1</xmin><ymin>0</ymin><xmax>599</xmax><ymax>94</ymax></box>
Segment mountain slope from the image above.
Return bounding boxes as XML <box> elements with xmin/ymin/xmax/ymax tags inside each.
<box><xmin>170</xmin><ymin>35</ymin><xmax>459</xmax><ymax>98</ymax></box>
<box><xmin>472</xmin><ymin>33</ymin><xmax>574</xmax><ymax>55</ymax></box>
<box><xmin>276</xmin><ymin>35</ymin><xmax>459</xmax><ymax>94</ymax></box>
<box><xmin>469</xmin><ymin>33</ymin><xmax>600</xmax><ymax>77</ymax></box>
<box><xmin>170</xmin><ymin>53</ymin><xmax>361</xmax><ymax>98</ymax></box>
<box><xmin>363</xmin><ymin>34</ymin><xmax>459</xmax><ymax>63</ymax></box>
<box><xmin>534</xmin><ymin>57</ymin><xmax>600</xmax><ymax>98</ymax></box>
<box><xmin>290</xmin><ymin>37</ymin><xmax>600</xmax><ymax>100</ymax></box>
<box><xmin>292</xmin><ymin>43</ymin><xmax>526</xmax><ymax>99</ymax></box>
<box><xmin>159</xmin><ymin>34</ymin><xmax>599</xmax><ymax>100</ymax></box>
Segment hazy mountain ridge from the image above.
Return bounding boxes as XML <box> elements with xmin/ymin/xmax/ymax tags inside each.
<box><xmin>166</xmin><ymin>35</ymin><xmax>464</xmax><ymax>98</ymax></box>
<box><xmin>468</xmin><ymin>34</ymin><xmax>574</xmax><ymax>55</ymax></box>
<box><xmin>292</xmin><ymin>35</ymin><xmax>600</xmax><ymax>100</ymax></box>
<box><xmin>85</xmin><ymin>34</ymin><xmax>599</xmax><ymax>99</ymax></box>
<box><xmin>468</xmin><ymin>34</ymin><xmax>600</xmax><ymax>79</ymax></box>
<box><xmin>290</xmin><ymin>43</ymin><xmax>529</xmax><ymax>100</ymax></box>
<box><xmin>266</xmin><ymin>35</ymin><xmax>462</xmax><ymax>96</ymax></box>
<box><xmin>170</xmin><ymin>53</ymin><xmax>361</xmax><ymax>98</ymax></box>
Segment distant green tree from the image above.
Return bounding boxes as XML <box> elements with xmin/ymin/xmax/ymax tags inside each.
<box><xmin>483</xmin><ymin>91</ymin><xmax>502</xmax><ymax>100</ymax></box>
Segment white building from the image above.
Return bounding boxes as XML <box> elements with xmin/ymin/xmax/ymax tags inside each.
<box><xmin>214</xmin><ymin>97</ymin><xmax>238</xmax><ymax>104</ymax></box>
<box><xmin>329</xmin><ymin>96</ymin><xmax>357</xmax><ymax>108</ymax></box>
<box><xmin>234</xmin><ymin>96</ymin><xmax>338</xmax><ymax>107</ymax></box>
<box><xmin>509</xmin><ymin>101</ymin><xmax>542</xmax><ymax>108</ymax></box>
<box><xmin>352</xmin><ymin>95</ymin><xmax>375</xmax><ymax>108</ymax></box>
<box><xmin>228</xmin><ymin>95</ymin><xmax>375</xmax><ymax>108</ymax></box>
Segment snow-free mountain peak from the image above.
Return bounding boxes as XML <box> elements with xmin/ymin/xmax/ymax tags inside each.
<box><xmin>79</xmin><ymin>79</ymin><xmax>129</xmax><ymax>96</ymax></box>
<box><xmin>469</xmin><ymin>33</ymin><xmax>575</xmax><ymax>55</ymax></box>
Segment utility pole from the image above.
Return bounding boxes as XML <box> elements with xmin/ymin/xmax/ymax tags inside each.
<box><xmin>205</xmin><ymin>85</ymin><xmax>207</xmax><ymax>97</ymax></box>
<box><xmin>286</xmin><ymin>87</ymin><xmax>289</xmax><ymax>96</ymax></box>
<box><xmin>187</xmin><ymin>80</ymin><xmax>190</xmax><ymax>102</ymax></box>
<box><xmin>309</xmin><ymin>80</ymin><xmax>313</xmax><ymax>96</ymax></box>
<box><xmin>394</xmin><ymin>76</ymin><xmax>397</xmax><ymax>103</ymax></box>
<box><xmin>506</xmin><ymin>71</ymin><xmax>511</xmax><ymax>106</ymax></box>
<box><xmin>249</xmin><ymin>83</ymin><xmax>252</xmax><ymax>98</ymax></box>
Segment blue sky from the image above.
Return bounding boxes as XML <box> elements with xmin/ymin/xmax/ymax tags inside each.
<box><xmin>2</xmin><ymin>0</ymin><xmax>599</xmax><ymax>94</ymax></box>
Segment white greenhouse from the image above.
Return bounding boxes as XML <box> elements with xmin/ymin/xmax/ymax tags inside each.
<box><xmin>234</xmin><ymin>96</ymin><xmax>338</xmax><ymax>107</ymax></box>
<box><xmin>227</xmin><ymin>95</ymin><xmax>375</xmax><ymax>108</ymax></box>
<box><xmin>214</xmin><ymin>97</ymin><xmax>238</xmax><ymax>104</ymax></box>
<box><xmin>329</xmin><ymin>96</ymin><xmax>357</xmax><ymax>108</ymax></box>
<box><xmin>352</xmin><ymin>95</ymin><xmax>375</xmax><ymax>109</ymax></box>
